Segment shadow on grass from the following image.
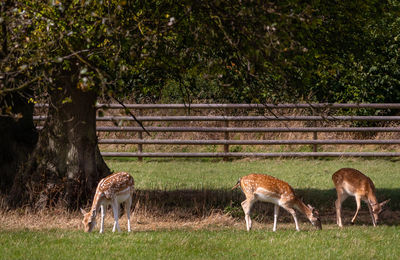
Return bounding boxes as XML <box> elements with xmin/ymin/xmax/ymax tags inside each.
<box><xmin>132</xmin><ymin>188</ymin><xmax>400</xmax><ymax>225</ymax></box>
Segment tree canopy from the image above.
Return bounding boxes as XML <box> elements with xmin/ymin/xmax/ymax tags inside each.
<box><xmin>1</xmin><ymin>0</ymin><xmax>400</xmax><ymax>209</ymax></box>
<box><xmin>2</xmin><ymin>0</ymin><xmax>399</xmax><ymax>107</ymax></box>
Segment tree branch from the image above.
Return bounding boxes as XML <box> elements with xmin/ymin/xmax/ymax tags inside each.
<box><xmin>0</xmin><ymin>76</ymin><xmax>40</xmax><ymax>95</ymax></box>
<box><xmin>111</xmin><ymin>96</ymin><xmax>151</xmax><ymax>136</ymax></box>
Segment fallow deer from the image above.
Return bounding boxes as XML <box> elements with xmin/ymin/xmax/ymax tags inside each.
<box><xmin>81</xmin><ymin>172</ymin><xmax>135</xmax><ymax>233</ymax></box>
<box><xmin>232</xmin><ymin>173</ymin><xmax>322</xmax><ymax>231</ymax></box>
<box><xmin>332</xmin><ymin>168</ymin><xmax>390</xmax><ymax>227</ymax></box>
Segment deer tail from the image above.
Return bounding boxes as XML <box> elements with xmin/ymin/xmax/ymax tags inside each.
<box><xmin>231</xmin><ymin>178</ymin><xmax>241</xmax><ymax>190</ymax></box>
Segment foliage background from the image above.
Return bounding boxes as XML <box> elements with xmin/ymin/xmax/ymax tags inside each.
<box><xmin>1</xmin><ymin>0</ymin><xmax>400</xmax><ymax>209</ymax></box>
<box><xmin>2</xmin><ymin>0</ymin><xmax>400</xmax><ymax>106</ymax></box>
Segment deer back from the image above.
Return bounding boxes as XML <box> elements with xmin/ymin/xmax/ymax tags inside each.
<box><xmin>240</xmin><ymin>173</ymin><xmax>295</xmax><ymax>199</ymax></box>
<box><xmin>332</xmin><ymin>168</ymin><xmax>376</xmax><ymax>198</ymax></box>
<box><xmin>97</xmin><ymin>172</ymin><xmax>134</xmax><ymax>199</ymax></box>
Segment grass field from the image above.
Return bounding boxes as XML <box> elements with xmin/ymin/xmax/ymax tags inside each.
<box><xmin>107</xmin><ymin>158</ymin><xmax>400</xmax><ymax>211</ymax></box>
<box><xmin>1</xmin><ymin>158</ymin><xmax>400</xmax><ymax>259</ymax></box>
<box><xmin>1</xmin><ymin>226</ymin><xmax>399</xmax><ymax>259</ymax></box>
<box><xmin>107</xmin><ymin>158</ymin><xmax>400</xmax><ymax>190</ymax></box>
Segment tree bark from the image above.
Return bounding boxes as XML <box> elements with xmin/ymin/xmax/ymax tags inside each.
<box><xmin>0</xmin><ymin>91</ymin><xmax>38</xmax><ymax>194</ymax></box>
<box><xmin>8</xmin><ymin>67</ymin><xmax>110</xmax><ymax>210</ymax></box>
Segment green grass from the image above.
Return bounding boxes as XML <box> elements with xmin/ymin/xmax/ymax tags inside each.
<box><xmin>106</xmin><ymin>158</ymin><xmax>400</xmax><ymax>190</ymax></box>
<box><xmin>106</xmin><ymin>158</ymin><xmax>400</xmax><ymax>210</ymax></box>
<box><xmin>1</xmin><ymin>226</ymin><xmax>400</xmax><ymax>259</ymax></box>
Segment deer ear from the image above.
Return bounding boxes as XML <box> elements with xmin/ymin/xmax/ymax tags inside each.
<box><xmin>380</xmin><ymin>199</ymin><xmax>390</xmax><ymax>208</ymax></box>
<box><xmin>80</xmin><ymin>208</ymin><xmax>87</xmax><ymax>215</ymax></box>
<box><xmin>308</xmin><ymin>204</ymin><xmax>319</xmax><ymax>215</ymax></box>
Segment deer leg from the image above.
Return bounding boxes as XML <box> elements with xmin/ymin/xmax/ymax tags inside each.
<box><xmin>282</xmin><ymin>206</ymin><xmax>299</xmax><ymax>231</ymax></box>
<box><xmin>126</xmin><ymin>195</ymin><xmax>132</xmax><ymax>232</ymax></box>
<box><xmin>335</xmin><ymin>190</ymin><xmax>348</xmax><ymax>227</ymax></box>
<box><xmin>241</xmin><ymin>198</ymin><xmax>255</xmax><ymax>231</ymax></box>
<box><xmin>367</xmin><ymin>203</ymin><xmax>377</xmax><ymax>227</ymax></box>
<box><xmin>273</xmin><ymin>204</ymin><xmax>280</xmax><ymax>232</ymax></box>
<box><xmin>111</xmin><ymin>199</ymin><xmax>121</xmax><ymax>232</ymax></box>
<box><xmin>351</xmin><ymin>195</ymin><xmax>361</xmax><ymax>224</ymax></box>
<box><xmin>100</xmin><ymin>205</ymin><xmax>106</xmax><ymax>234</ymax></box>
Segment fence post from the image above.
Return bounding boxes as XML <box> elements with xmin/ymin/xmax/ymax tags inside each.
<box><xmin>224</xmin><ymin>119</ymin><xmax>229</xmax><ymax>161</ymax></box>
<box><xmin>313</xmin><ymin>129</ymin><xmax>318</xmax><ymax>152</ymax></box>
<box><xmin>137</xmin><ymin>108</ymin><xmax>143</xmax><ymax>162</ymax></box>
<box><xmin>312</xmin><ymin>108</ymin><xmax>318</xmax><ymax>155</ymax></box>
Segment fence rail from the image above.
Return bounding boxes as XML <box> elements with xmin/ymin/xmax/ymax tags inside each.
<box><xmin>95</xmin><ymin>126</ymin><xmax>400</xmax><ymax>133</ymax></box>
<box><xmin>35</xmin><ymin>103</ymin><xmax>400</xmax><ymax>109</ymax></box>
<box><xmin>100</xmin><ymin>152</ymin><xmax>400</xmax><ymax>158</ymax></box>
<box><xmin>34</xmin><ymin>103</ymin><xmax>400</xmax><ymax>159</ymax></box>
<box><xmin>33</xmin><ymin>115</ymin><xmax>400</xmax><ymax>121</ymax></box>
<box><xmin>98</xmin><ymin>139</ymin><xmax>400</xmax><ymax>145</ymax></box>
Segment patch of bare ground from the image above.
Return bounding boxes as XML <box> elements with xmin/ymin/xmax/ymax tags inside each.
<box><xmin>2</xmin><ymin>188</ymin><xmax>398</xmax><ymax>231</ymax></box>
<box><xmin>1</xmin><ymin>207</ymin><xmax>399</xmax><ymax>232</ymax></box>
<box><xmin>0</xmin><ymin>208</ymin><xmax>239</xmax><ymax>231</ymax></box>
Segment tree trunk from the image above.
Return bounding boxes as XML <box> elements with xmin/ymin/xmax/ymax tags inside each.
<box><xmin>8</xmin><ymin>68</ymin><xmax>110</xmax><ymax>210</ymax></box>
<box><xmin>0</xmin><ymin>91</ymin><xmax>38</xmax><ymax>194</ymax></box>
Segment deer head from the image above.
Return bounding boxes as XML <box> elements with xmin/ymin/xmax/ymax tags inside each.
<box><xmin>370</xmin><ymin>199</ymin><xmax>390</xmax><ymax>224</ymax></box>
<box><xmin>307</xmin><ymin>204</ymin><xmax>322</xmax><ymax>230</ymax></box>
<box><xmin>81</xmin><ymin>208</ymin><xmax>97</xmax><ymax>233</ymax></box>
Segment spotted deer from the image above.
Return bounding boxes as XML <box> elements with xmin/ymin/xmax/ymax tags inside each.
<box><xmin>332</xmin><ymin>168</ymin><xmax>390</xmax><ymax>227</ymax></box>
<box><xmin>81</xmin><ymin>172</ymin><xmax>135</xmax><ymax>233</ymax></box>
<box><xmin>232</xmin><ymin>173</ymin><xmax>322</xmax><ymax>231</ymax></box>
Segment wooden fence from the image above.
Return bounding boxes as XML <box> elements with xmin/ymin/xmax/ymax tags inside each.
<box><xmin>34</xmin><ymin>103</ymin><xmax>400</xmax><ymax>159</ymax></box>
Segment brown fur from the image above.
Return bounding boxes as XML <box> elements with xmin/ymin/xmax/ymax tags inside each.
<box><xmin>332</xmin><ymin>168</ymin><xmax>390</xmax><ymax>227</ymax></box>
<box><xmin>81</xmin><ymin>172</ymin><xmax>135</xmax><ymax>232</ymax></box>
<box><xmin>236</xmin><ymin>173</ymin><xmax>321</xmax><ymax>231</ymax></box>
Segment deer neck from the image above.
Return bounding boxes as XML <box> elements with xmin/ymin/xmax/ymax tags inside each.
<box><xmin>367</xmin><ymin>192</ymin><xmax>378</xmax><ymax>206</ymax></box>
<box><xmin>89</xmin><ymin>190</ymin><xmax>105</xmax><ymax>219</ymax></box>
<box><xmin>293</xmin><ymin>198</ymin><xmax>313</xmax><ymax>220</ymax></box>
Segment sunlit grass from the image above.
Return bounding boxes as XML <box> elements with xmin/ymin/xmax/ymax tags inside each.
<box><xmin>1</xmin><ymin>225</ymin><xmax>399</xmax><ymax>259</ymax></box>
<box><xmin>106</xmin><ymin>158</ymin><xmax>399</xmax><ymax>190</ymax></box>
<box><xmin>105</xmin><ymin>158</ymin><xmax>400</xmax><ymax>213</ymax></box>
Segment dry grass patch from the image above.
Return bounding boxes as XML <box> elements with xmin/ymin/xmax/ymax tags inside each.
<box><xmin>2</xmin><ymin>207</ymin><xmax>399</xmax><ymax>233</ymax></box>
<box><xmin>0</xmin><ymin>209</ymin><xmax>241</xmax><ymax>232</ymax></box>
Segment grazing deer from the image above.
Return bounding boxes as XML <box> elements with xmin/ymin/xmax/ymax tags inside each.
<box><xmin>81</xmin><ymin>172</ymin><xmax>135</xmax><ymax>233</ymax></box>
<box><xmin>232</xmin><ymin>173</ymin><xmax>322</xmax><ymax>231</ymax></box>
<box><xmin>332</xmin><ymin>168</ymin><xmax>390</xmax><ymax>227</ymax></box>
